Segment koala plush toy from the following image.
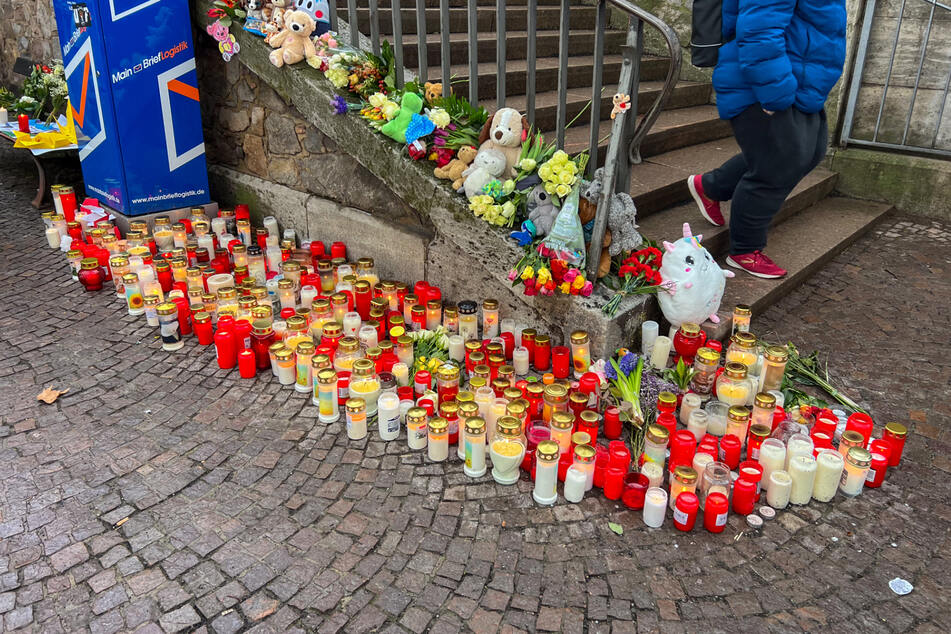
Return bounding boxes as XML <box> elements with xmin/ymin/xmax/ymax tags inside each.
<box><xmin>462</xmin><ymin>149</ymin><xmax>507</xmax><ymax>199</ymax></box>
<box><xmin>509</xmin><ymin>185</ymin><xmax>559</xmax><ymax>246</ymax></box>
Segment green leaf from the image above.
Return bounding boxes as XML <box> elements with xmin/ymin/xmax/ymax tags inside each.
<box><xmin>219</xmin><ymin>16</ymin><xmax>232</xmax><ymax>27</ymax></box>
<box><xmin>234</xmin><ymin>9</ymin><xmax>246</xmax><ymax>17</ymax></box>
<box><xmin>608</xmin><ymin>522</ymin><xmax>624</xmax><ymax>536</ymax></box>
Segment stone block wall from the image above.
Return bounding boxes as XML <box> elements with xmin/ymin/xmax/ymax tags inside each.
<box><xmin>193</xmin><ymin>34</ymin><xmax>429</xmax><ymax>231</ymax></box>
<box><xmin>0</xmin><ymin>0</ymin><xmax>59</xmax><ymax>88</ymax></box>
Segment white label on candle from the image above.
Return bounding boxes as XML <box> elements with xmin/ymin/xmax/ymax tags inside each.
<box><xmin>673</xmin><ymin>508</ymin><xmax>688</xmax><ymax>525</ymax></box>
<box><xmin>750</xmin><ymin>447</ymin><xmax>760</xmax><ymax>460</ymax></box>
<box><xmin>865</xmin><ymin>468</ymin><xmax>876</xmax><ymax>483</ymax></box>
<box><xmin>716</xmin><ymin>512</ymin><xmax>728</xmax><ymax>526</ymax></box>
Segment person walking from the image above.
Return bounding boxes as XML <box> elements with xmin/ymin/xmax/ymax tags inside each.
<box><xmin>686</xmin><ymin>0</ymin><xmax>847</xmax><ymax>278</ymax></box>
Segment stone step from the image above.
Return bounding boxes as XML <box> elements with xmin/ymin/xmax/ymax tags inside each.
<box><xmin>348</xmin><ymin>5</ymin><xmax>598</xmax><ymax>35</ymax></box>
<box><xmin>486</xmin><ymin>81</ymin><xmax>712</xmax><ymax>138</ymax></box>
<box><xmin>626</xmin><ymin>137</ymin><xmax>745</xmax><ymax>217</ymax></box>
<box><xmin>637</xmin><ymin>167</ymin><xmax>839</xmax><ymax>258</ymax></box>
<box><xmin>397</xmin><ymin>29</ymin><xmax>626</xmax><ymax>68</ymax></box>
<box><xmin>442</xmin><ymin>55</ymin><xmax>670</xmax><ymax>101</ymax></box>
<box><xmin>560</xmin><ymin>104</ymin><xmax>731</xmax><ymax>161</ymax></box>
<box><xmin>699</xmin><ymin>197</ymin><xmax>895</xmax><ymax>341</ymax></box>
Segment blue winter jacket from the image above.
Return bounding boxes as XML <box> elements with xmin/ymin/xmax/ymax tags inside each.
<box><xmin>712</xmin><ymin>0</ymin><xmax>847</xmax><ymax>119</ymax></box>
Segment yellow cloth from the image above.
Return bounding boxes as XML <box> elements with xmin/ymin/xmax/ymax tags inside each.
<box><xmin>13</xmin><ymin>99</ymin><xmax>78</xmax><ymax>149</ymax></box>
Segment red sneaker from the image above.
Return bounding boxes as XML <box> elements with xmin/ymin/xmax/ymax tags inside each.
<box><xmin>726</xmin><ymin>251</ymin><xmax>788</xmax><ymax>279</ymax></box>
<box><xmin>687</xmin><ymin>174</ymin><xmax>725</xmax><ymax>227</ymax></box>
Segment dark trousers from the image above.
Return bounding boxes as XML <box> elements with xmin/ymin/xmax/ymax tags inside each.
<box><xmin>701</xmin><ymin>105</ymin><xmax>828</xmax><ymax>254</ymax></box>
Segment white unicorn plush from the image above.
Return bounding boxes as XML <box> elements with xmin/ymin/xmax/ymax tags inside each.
<box><xmin>657</xmin><ymin>222</ymin><xmax>734</xmax><ymax>327</ymax></box>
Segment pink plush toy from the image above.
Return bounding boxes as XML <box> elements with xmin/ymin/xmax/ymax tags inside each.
<box><xmin>207</xmin><ymin>20</ymin><xmax>240</xmax><ymax>62</ymax></box>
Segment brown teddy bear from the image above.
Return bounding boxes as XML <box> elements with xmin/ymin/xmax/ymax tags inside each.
<box><xmin>424</xmin><ymin>82</ymin><xmax>444</xmax><ymax>105</ymax></box>
<box><xmin>434</xmin><ymin>146</ymin><xmax>477</xmax><ymax>191</ymax></box>
<box><xmin>268</xmin><ymin>10</ymin><xmax>317</xmax><ymax>67</ymax></box>
<box><xmin>578</xmin><ymin>196</ymin><xmax>613</xmax><ymax>278</ymax></box>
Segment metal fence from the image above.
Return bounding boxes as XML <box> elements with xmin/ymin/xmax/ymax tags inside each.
<box><xmin>330</xmin><ymin>0</ymin><xmax>680</xmax><ymax>280</ymax></box>
<box><xmin>841</xmin><ymin>0</ymin><xmax>951</xmax><ymax>158</ymax></box>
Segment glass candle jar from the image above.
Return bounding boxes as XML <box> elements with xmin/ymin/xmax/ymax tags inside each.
<box><xmin>669</xmin><ymin>466</ymin><xmax>698</xmax><ymax>509</ymax></box>
<box><xmin>491</xmin><ymin>417</ymin><xmax>525</xmax><ymax>485</ymax></box>
<box><xmin>315</xmin><ymin>369</ymin><xmax>340</xmax><ymax>423</ymax></box>
<box><xmin>751</xmin><ymin>392</ymin><xmax>776</xmax><ymax>428</ymax></box>
<box><xmin>573</xmin><ymin>443</ymin><xmax>597</xmax><ymax>491</ymax></box>
<box><xmin>463</xmin><ymin>417</ymin><xmax>488</xmax><ymax>478</ymax></box>
<box><xmin>532</xmin><ymin>440</ymin><xmax>560</xmax><ymax>505</ymax></box>
<box><xmin>766</xmin><ymin>470</ymin><xmax>792</xmax><ymax>509</ymax></box>
<box><xmin>442</xmin><ymin>305</ymin><xmax>459</xmax><ymax>334</ymax></box>
<box><xmin>746</xmin><ymin>423</ymin><xmax>771</xmax><ymax>460</ymax></box>
<box><xmin>377</xmin><ymin>392</ymin><xmax>401</xmax><ymax>441</ymax></box>
<box><xmin>427</xmin><ymin>416</ymin><xmax>449</xmax><ymax>461</ymax></box>
<box><xmin>757</xmin><ymin>437</ymin><xmax>786</xmax><ymax>489</ymax></box>
<box><xmin>882</xmin><ymin>422</ymin><xmax>908</xmax><ymax>467</ymax></box>
<box><xmin>642</xmin><ymin>487</ymin><xmax>668</xmax><ymax>528</ymax></box>
<box><xmin>732</xmin><ymin>304</ymin><xmax>751</xmax><ymax>336</ymax></box>
<box><xmin>785</xmin><ymin>433</ymin><xmax>814</xmax><ymax>470</ymax></box>
<box><xmin>812</xmin><ymin>449</ymin><xmax>845</xmax><ymax>502</ymax></box>
<box><xmin>457</xmin><ymin>300</ymin><xmax>478</xmax><ymax>340</ymax></box>
<box><xmin>686</xmin><ymin>409</ymin><xmax>708</xmax><ymax>443</ymax></box>
<box><xmin>425</xmin><ymin>300</ymin><xmax>442</xmax><ymax>331</ymax></box>
<box><xmin>274</xmin><ymin>347</ymin><xmax>295</xmax><ymax>385</ymax></box>
<box><xmin>649</xmin><ymin>335</ymin><xmax>672</xmax><ymax>369</ymax></box>
<box><xmin>788</xmin><ymin>455</ymin><xmax>817</xmax><ymax>504</ymax></box>
<box><xmin>294</xmin><ymin>341</ymin><xmax>315</xmax><ymax>394</ymax></box>
<box><xmin>700</xmin><ymin>461</ymin><xmax>732</xmax><ymax>503</ymax></box>
<box><xmin>440</xmin><ymin>401</ymin><xmax>460</xmax><ymax>448</ymax></box>
<box><xmin>672</xmin><ymin>322</ymin><xmax>705</xmax><ymax>364</ymax></box>
<box><xmin>448</xmin><ymin>335</ymin><xmax>465</xmax><ymax>364</ymax></box>
<box><xmin>692</xmin><ymin>452</ymin><xmax>714</xmax><ymax>480</ymax></box>
<box><xmin>641</xmin><ymin>424</ymin><xmax>669</xmax><ymax>468</ymax></box>
<box><xmin>725</xmin><ymin>331</ymin><xmax>759</xmax><ymax>369</ymax></box>
<box><xmin>481</xmin><ymin>299</ymin><xmax>500</xmax><ymax>338</ymax></box>
<box><xmin>705</xmin><ymin>400</ymin><xmax>729</xmax><ymax>436</ymax></box>
<box><xmin>759</xmin><ymin>345</ymin><xmax>788</xmax><ymax>393</ymax></box>
<box><xmin>569</xmin><ymin>330</ymin><xmax>591</xmax><ymax>378</ymax></box>
<box><xmin>406</xmin><ymin>407</ymin><xmax>428</xmax><ymax>450</ymax></box>
<box><xmin>838</xmin><ymin>430</ymin><xmax>865</xmax><ymax>459</ymax></box>
<box><xmin>542</xmin><ymin>383</ymin><xmax>569</xmax><ymax>423</ymax></box>
<box><xmin>350</xmin><ymin>359</ymin><xmax>381</xmax><ymax>417</ymax></box>
<box><xmin>436</xmin><ymin>365</ymin><xmax>461</xmax><ymax>404</ymax></box>
<box><xmin>680</xmin><ymin>393</ymin><xmax>702</xmax><ymax>427</ymax></box>
<box><xmin>717</xmin><ymin>362</ymin><xmax>753</xmax><ymax>406</ymax></box>
<box><xmin>549</xmin><ymin>411</ymin><xmax>574</xmax><ymax>454</ymax></box>
<box><xmin>725</xmin><ymin>406</ymin><xmax>751</xmax><ymax>447</ymax></box>
<box><xmin>845</xmin><ymin>412</ymin><xmax>874</xmax><ymax>448</ymax></box>
<box><xmin>123</xmin><ymin>273</ymin><xmax>145</xmax><ymax>315</ymax></box>
<box><xmin>345</xmin><ymin>398</ymin><xmax>368</xmax><ymax>440</ymax></box>
<box><xmin>839</xmin><ymin>447</ymin><xmax>871</xmax><ymax>497</ymax></box>
<box><xmin>156</xmin><ymin>303</ymin><xmax>184</xmax><ymax>351</ymax></box>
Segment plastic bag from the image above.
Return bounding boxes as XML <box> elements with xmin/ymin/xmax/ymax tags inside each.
<box><xmin>541</xmin><ymin>184</ymin><xmax>586</xmax><ymax>268</ymax></box>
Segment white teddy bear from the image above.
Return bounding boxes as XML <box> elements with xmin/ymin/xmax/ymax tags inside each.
<box><xmin>461</xmin><ymin>148</ymin><xmax>507</xmax><ymax>199</ymax></box>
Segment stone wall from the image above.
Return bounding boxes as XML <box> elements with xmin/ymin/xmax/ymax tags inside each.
<box><xmin>0</xmin><ymin>0</ymin><xmax>59</xmax><ymax>88</ymax></box>
<box><xmin>193</xmin><ymin>34</ymin><xmax>428</xmax><ymax>230</ymax></box>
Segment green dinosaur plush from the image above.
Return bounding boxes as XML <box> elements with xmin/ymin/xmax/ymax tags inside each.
<box><xmin>380</xmin><ymin>92</ymin><xmax>423</xmax><ymax>144</ymax></box>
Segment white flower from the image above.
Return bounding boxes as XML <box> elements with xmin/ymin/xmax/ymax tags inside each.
<box><xmin>426</xmin><ymin>107</ymin><xmax>451</xmax><ymax>129</ymax></box>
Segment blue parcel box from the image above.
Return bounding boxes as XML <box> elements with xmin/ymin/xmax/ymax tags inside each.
<box><xmin>53</xmin><ymin>0</ymin><xmax>210</xmax><ymax>215</ymax></box>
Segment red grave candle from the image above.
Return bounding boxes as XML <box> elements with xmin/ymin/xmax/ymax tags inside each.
<box><xmin>235</xmin><ymin>204</ymin><xmax>250</xmax><ymax>220</ymax></box>
<box><xmin>216</xmin><ymin>315</ymin><xmax>235</xmax><ymax>333</ymax></box>
<box><xmin>603</xmin><ymin>467</ymin><xmax>625</xmax><ymax>500</ymax></box>
<box><xmin>718</xmin><ymin>434</ymin><xmax>742</xmax><ymax>469</ymax></box>
<box><xmin>521</xmin><ymin>330</ymin><xmax>536</xmax><ymax>365</ymax></box>
<box><xmin>608</xmin><ymin>441</ymin><xmax>631</xmax><ymax>472</ymax></box>
<box><xmin>193</xmin><ymin>313</ymin><xmax>214</xmax><ymax>346</ymax></box>
<box><xmin>577</xmin><ymin>410</ymin><xmax>599</xmax><ymax>443</ymax></box>
<box><xmin>673</xmin><ymin>491</ymin><xmax>699</xmax><ymax>531</ymax></box>
<box><xmin>703</xmin><ymin>492</ymin><xmax>729</xmax><ymax>533</ymax></box>
<box><xmin>500</xmin><ymin>332</ymin><xmax>515</xmax><ymax>360</ymax></box>
<box><xmin>603</xmin><ymin>407</ymin><xmax>622</xmax><ymax>440</ymax></box>
<box><xmin>330</xmin><ymin>241</ymin><xmax>347</xmax><ymax>259</ymax></box>
<box><xmin>882</xmin><ymin>422</ymin><xmax>907</xmax><ymax>467</ymax></box>
<box><xmin>59</xmin><ymin>188</ymin><xmax>78</xmax><ymax>222</ymax></box>
<box><xmin>737</xmin><ymin>460</ymin><xmax>764</xmax><ymax>499</ymax></box>
<box><xmin>18</xmin><ymin>113</ymin><xmax>30</xmax><ymax>133</ymax></box>
<box><xmin>354</xmin><ymin>282</ymin><xmax>372</xmax><ymax>320</ymax></box>
<box><xmin>533</xmin><ymin>336</ymin><xmax>551</xmax><ymax>372</ymax></box>
<box><xmin>557</xmin><ymin>451</ymin><xmax>572</xmax><ymax>482</ymax></box>
<box><xmin>865</xmin><ymin>440</ymin><xmax>890</xmax><ymax>488</ymax></box>
<box><xmin>668</xmin><ymin>430</ymin><xmax>696</xmax><ymax>472</ymax></box>
<box><xmin>732</xmin><ymin>478</ymin><xmax>757</xmax><ymax>515</ymax></box>
<box><xmin>238</xmin><ymin>350</ymin><xmax>256</xmax><ymax>378</ymax></box>
<box><xmin>655</xmin><ymin>411</ymin><xmax>677</xmax><ymax>440</ymax></box>
<box><xmin>234</xmin><ymin>319</ymin><xmax>253</xmax><ymax>351</ymax></box>
<box><xmin>593</xmin><ymin>453</ymin><xmax>609</xmax><ymax>488</ymax></box>
<box><xmin>551</xmin><ymin>346</ymin><xmax>570</xmax><ymax>379</ymax></box>
<box><xmin>845</xmin><ymin>412</ymin><xmax>873</xmax><ymax>447</ymax></box>
<box><xmin>214</xmin><ymin>329</ymin><xmax>237</xmax><ymax>369</ymax></box>
<box><xmin>172</xmin><ymin>298</ymin><xmax>192</xmax><ymax>336</ymax></box>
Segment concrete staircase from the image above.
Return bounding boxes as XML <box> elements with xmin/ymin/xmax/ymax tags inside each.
<box><xmin>342</xmin><ymin>0</ymin><xmax>894</xmax><ymax>336</ymax></box>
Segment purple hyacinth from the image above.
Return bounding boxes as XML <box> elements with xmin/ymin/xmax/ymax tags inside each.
<box><xmin>331</xmin><ymin>95</ymin><xmax>349</xmax><ymax>115</ymax></box>
<box><xmin>618</xmin><ymin>352</ymin><xmax>639</xmax><ymax>377</ymax></box>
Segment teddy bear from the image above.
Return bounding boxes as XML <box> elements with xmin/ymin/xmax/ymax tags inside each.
<box><xmin>269</xmin><ymin>10</ymin><xmax>318</xmax><ymax>67</ymax></box>
<box><xmin>462</xmin><ymin>148</ymin><xmax>507</xmax><ymax>199</ymax></box>
<box><xmin>207</xmin><ymin>20</ymin><xmax>240</xmax><ymax>62</ymax></box>
<box><xmin>434</xmin><ymin>145</ymin><xmax>477</xmax><ymax>190</ymax></box>
<box><xmin>509</xmin><ymin>185</ymin><xmax>559</xmax><ymax>246</ymax></box>
<box><xmin>577</xmin><ymin>193</ymin><xmax>612</xmax><ymax>278</ymax></box>
<box><xmin>581</xmin><ymin>167</ymin><xmax>643</xmax><ymax>277</ymax></box>
<box><xmin>476</xmin><ymin>108</ymin><xmax>529</xmax><ymax>178</ymax></box>
<box><xmin>424</xmin><ymin>82</ymin><xmax>443</xmax><ymax>105</ymax></box>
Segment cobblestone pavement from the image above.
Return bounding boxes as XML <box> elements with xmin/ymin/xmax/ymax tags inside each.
<box><xmin>1</xmin><ymin>142</ymin><xmax>949</xmax><ymax>634</ymax></box>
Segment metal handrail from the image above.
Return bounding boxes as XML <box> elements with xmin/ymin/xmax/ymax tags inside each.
<box><xmin>334</xmin><ymin>0</ymin><xmax>683</xmax><ymax>284</ymax></box>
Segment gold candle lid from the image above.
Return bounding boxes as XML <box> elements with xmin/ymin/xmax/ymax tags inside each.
<box><xmin>428</xmin><ymin>417</ymin><xmax>448</xmax><ymax>434</ymax></box>
<box><xmin>673</xmin><ymin>465</ymin><xmax>698</xmax><ymax>483</ymax></box>
<box><xmin>465</xmin><ymin>416</ymin><xmax>486</xmax><ymax>434</ymax></box>
<box><xmin>551</xmin><ymin>411</ymin><xmax>574</xmax><ymax>431</ymax></box>
<box><xmin>536</xmin><ymin>440</ymin><xmax>560</xmax><ymax>462</ymax></box>
<box><xmin>345</xmin><ymin>398</ymin><xmax>366</xmax><ymax>412</ymax></box>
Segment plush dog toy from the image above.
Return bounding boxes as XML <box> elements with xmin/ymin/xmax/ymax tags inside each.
<box><xmin>462</xmin><ymin>149</ymin><xmax>507</xmax><ymax>199</ymax></box>
<box><xmin>380</xmin><ymin>92</ymin><xmax>424</xmax><ymax>144</ymax></box>
<box><xmin>476</xmin><ymin>108</ymin><xmax>529</xmax><ymax>178</ymax></box>
<box><xmin>268</xmin><ymin>10</ymin><xmax>318</xmax><ymax>67</ymax></box>
<box><xmin>434</xmin><ymin>145</ymin><xmax>477</xmax><ymax>191</ymax></box>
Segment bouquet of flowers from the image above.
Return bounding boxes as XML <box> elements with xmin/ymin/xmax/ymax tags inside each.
<box><xmin>605</xmin><ymin>350</ymin><xmax>680</xmax><ymax>454</ymax></box>
<box><xmin>601</xmin><ymin>245</ymin><xmax>665</xmax><ymax>316</ymax></box>
<box><xmin>509</xmin><ymin>243</ymin><xmax>593</xmax><ymax>297</ymax></box>
<box><xmin>207</xmin><ymin>0</ymin><xmax>245</xmax><ymax>27</ymax></box>
<box><xmin>469</xmin><ymin>195</ymin><xmax>517</xmax><ymax>227</ymax></box>
<box><xmin>11</xmin><ymin>63</ymin><xmax>68</xmax><ymax>124</ymax></box>
<box><xmin>409</xmin><ymin>327</ymin><xmax>450</xmax><ymax>379</ymax></box>
<box><xmin>538</xmin><ymin>150</ymin><xmax>586</xmax><ymax>205</ymax></box>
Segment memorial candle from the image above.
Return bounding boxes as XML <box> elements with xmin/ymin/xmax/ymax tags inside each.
<box><xmin>788</xmin><ymin>455</ymin><xmax>817</xmax><ymax>505</ymax></box>
<box><xmin>882</xmin><ymin>422</ymin><xmax>907</xmax><ymax>467</ymax></box>
<box><xmin>758</xmin><ymin>438</ymin><xmax>786</xmax><ymax>490</ymax></box>
<box><xmin>766</xmin><ymin>470</ymin><xmax>792</xmax><ymax>509</ymax></box>
<box><xmin>650</xmin><ymin>335</ymin><xmax>672</xmax><ymax>368</ymax></box>
<box><xmin>643</xmin><ymin>487</ymin><xmax>668</xmax><ymax>528</ymax></box>
<box><xmin>812</xmin><ymin>449</ymin><xmax>844</xmax><ymax>502</ymax></box>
